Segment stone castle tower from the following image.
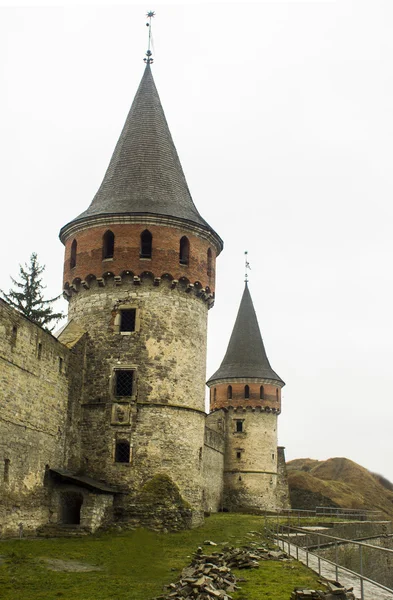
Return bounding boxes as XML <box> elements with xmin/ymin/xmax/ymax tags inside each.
<box><xmin>206</xmin><ymin>283</ymin><xmax>286</xmax><ymax>512</ymax></box>
<box><xmin>0</xmin><ymin>56</ymin><xmax>289</xmax><ymax>537</ymax></box>
<box><xmin>59</xmin><ymin>63</ymin><xmax>223</xmax><ymax>525</ymax></box>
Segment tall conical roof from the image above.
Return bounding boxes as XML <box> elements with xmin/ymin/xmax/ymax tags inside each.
<box><xmin>207</xmin><ymin>284</ymin><xmax>284</xmax><ymax>384</ymax></box>
<box><xmin>60</xmin><ymin>63</ymin><xmax>222</xmax><ymax>245</ymax></box>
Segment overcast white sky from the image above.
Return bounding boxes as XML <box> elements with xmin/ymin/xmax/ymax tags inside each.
<box><xmin>1</xmin><ymin>1</ymin><xmax>393</xmax><ymax>483</ymax></box>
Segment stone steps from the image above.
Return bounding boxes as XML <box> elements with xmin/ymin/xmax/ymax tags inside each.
<box><xmin>36</xmin><ymin>524</ymin><xmax>91</xmax><ymax>538</ymax></box>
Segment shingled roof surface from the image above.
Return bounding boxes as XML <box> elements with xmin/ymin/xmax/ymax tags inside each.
<box><xmin>63</xmin><ymin>63</ymin><xmax>218</xmax><ymax>236</ymax></box>
<box><xmin>207</xmin><ymin>284</ymin><xmax>284</xmax><ymax>384</ymax></box>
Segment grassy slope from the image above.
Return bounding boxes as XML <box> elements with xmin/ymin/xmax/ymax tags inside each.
<box><xmin>0</xmin><ymin>514</ymin><xmax>320</xmax><ymax>600</ymax></box>
<box><xmin>287</xmin><ymin>457</ymin><xmax>393</xmax><ymax>518</ymax></box>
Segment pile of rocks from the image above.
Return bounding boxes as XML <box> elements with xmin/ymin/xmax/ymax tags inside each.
<box><xmin>291</xmin><ymin>580</ymin><xmax>356</xmax><ymax>600</ymax></box>
<box><xmin>153</xmin><ymin>541</ymin><xmax>290</xmax><ymax>600</ymax></box>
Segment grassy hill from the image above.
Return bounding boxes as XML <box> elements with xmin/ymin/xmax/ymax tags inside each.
<box><xmin>287</xmin><ymin>457</ymin><xmax>393</xmax><ymax>519</ymax></box>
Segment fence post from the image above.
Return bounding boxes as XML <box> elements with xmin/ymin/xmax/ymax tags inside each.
<box><xmin>296</xmin><ymin>529</ymin><xmax>299</xmax><ymax>561</ymax></box>
<box><xmin>318</xmin><ymin>534</ymin><xmax>321</xmax><ymax>576</ymax></box>
<box><xmin>335</xmin><ymin>541</ymin><xmax>338</xmax><ymax>581</ymax></box>
<box><xmin>359</xmin><ymin>544</ymin><xmax>364</xmax><ymax>600</ymax></box>
<box><xmin>306</xmin><ymin>534</ymin><xmax>309</xmax><ymax>567</ymax></box>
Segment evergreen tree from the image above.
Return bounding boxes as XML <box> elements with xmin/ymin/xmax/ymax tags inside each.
<box><xmin>1</xmin><ymin>253</ymin><xmax>63</xmax><ymax>330</ymax></box>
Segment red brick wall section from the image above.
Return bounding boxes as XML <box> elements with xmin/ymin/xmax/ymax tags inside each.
<box><xmin>209</xmin><ymin>382</ymin><xmax>281</xmax><ymax>412</ymax></box>
<box><xmin>63</xmin><ymin>224</ymin><xmax>216</xmax><ymax>292</ymax></box>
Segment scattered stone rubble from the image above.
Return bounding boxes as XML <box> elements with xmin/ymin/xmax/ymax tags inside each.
<box><xmin>153</xmin><ymin>539</ymin><xmax>291</xmax><ymax>600</ymax></box>
<box><xmin>291</xmin><ymin>580</ymin><xmax>356</xmax><ymax>599</ymax></box>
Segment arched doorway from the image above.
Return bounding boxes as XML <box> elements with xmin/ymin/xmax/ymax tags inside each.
<box><xmin>60</xmin><ymin>491</ymin><xmax>83</xmax><ymax>525</ymax></box>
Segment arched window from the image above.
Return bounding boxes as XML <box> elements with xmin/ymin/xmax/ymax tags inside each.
<box><xmin>227</xmin><ymin>385</ymin><xmax>232</xmax><ymax>400</ymax></box>
<box><xmin>244</xmin><ymin>385</ymin><xmax>250</xmax><ymax>399</ymax></box>
<box><xmin>140</xmin><ymin>229</ymin><xmax>152</xmax><ymax>258</ymax></box>
<box><xmin>103</xmin><ymin>230</ymin><xmax>115</xmax><ymax>259</ymax></box>
<box><xmin>260</xmin><ymin>385</ymin><xmax>264</xmax><ymax>400</ymax></box>
<box><xmin>179</xmin><ymin>236</ymin><xmax>190</xmax><ymax>265</ymax></box>
<box><xmin>207</xmin><ymin>248</ymin><xmax>212</xmax><ymax>276</ymax></box>
<box><xmin>276</xmin><ymin>388</ymin><xmax>279</xmax><ymax>401</ymax></box>
<box><xmin>70</xmin><ymin>239</ymin><xmax>77</xmax><ymax>269</ymax></box>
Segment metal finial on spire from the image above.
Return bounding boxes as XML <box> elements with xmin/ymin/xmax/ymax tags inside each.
<box><xmin>244</xmin><ymin>251</ymin><xmax>251</xmax><ymax>283</ymax></box>
<box><xmin>144</xmin><ymin>11</ymin><xmax>155</xmax><ymax>64</ymax></box>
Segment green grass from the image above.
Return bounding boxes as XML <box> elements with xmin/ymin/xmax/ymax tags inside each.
<box><xmin>0</xmin><ymin>514</ymin><xmax>322</xmax><ymax>600</ymax></box>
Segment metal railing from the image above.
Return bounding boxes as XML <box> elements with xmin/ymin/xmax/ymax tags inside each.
<box><xmin>269</xmin><ymin>506</ymin><xmax>384</xmax><ymax>522</ymax></box>
<box><xmin>265</xmin><ymin>522</ymin><xmax>393</xmax><ymax>600</ymax></box>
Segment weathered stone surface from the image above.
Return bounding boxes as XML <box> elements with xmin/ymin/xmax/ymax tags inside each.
<box><xmin>0</xmin><ymin>299</ymin><xmax>86</xmax><ymax>537</ymax></box>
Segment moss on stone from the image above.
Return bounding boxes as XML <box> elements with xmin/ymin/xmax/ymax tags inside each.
<box><xmin>137</xmin><ymin>474</ymin><xmax>191</xmax><ymax>509</ymax></box>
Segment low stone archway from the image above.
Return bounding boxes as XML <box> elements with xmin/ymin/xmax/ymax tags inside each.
<box><xmin>60</xmin><ymin>491</ymin><xmax>83</xmax><ymax>525</ymax></box>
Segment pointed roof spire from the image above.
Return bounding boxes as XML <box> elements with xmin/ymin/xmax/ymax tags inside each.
<box><xmin>207</xmin><ymin>284</ymin><xmax>284</xmax><ymax>384</ymax></box>
<box><xmin>60</xmin><ymin>62</ymin><xmax>222</xmax><ymax>248</ymax></box>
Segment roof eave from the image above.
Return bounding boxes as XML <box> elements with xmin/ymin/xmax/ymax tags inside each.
<box><xmin>59</xmin><ymin>212</ymin><xmax>224</xmax><ymax>253</ymax></box>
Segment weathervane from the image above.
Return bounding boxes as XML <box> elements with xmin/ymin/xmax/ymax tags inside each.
<box><xmin>144</xmin><ymin>11</ymin><xmax>155</xmax><ymax>64</ymax></box>
<box><xmin>244</xmin><ymin>251</ymin><xmax>251</xmax><ymax>283</ymax></box>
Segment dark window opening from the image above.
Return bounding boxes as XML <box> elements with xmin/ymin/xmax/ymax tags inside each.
<box><xmin>236</xmin><ymin>451</ymin><xmax>241</xmax><ymax>459</ymax></box>
<box><xmin>276</xmin><ymin>388</ymin><xmax>279</xmax><ymax>401</ymax></box>
<box><xmin>37</xmin><ymin>343</ymin><xmax>42</xmax><ymax>360</ymax></box>
<box><xmin>59</xmin><ymin>357</ymin><xmax>63</xmax><ymax>373</ymax></box>
<box><xmin>115</xmin><ymin>370</ymin><xmax>134</xmax><ymax>397</ymax></box>
<box><xmin>260</xmin><ymin>385</ymin><xmax>264</xmax><ymax>400</ymax></box>
<box><xmin>4</xmin><ymin>459</ymin><xmax>10</xmax><ymax>483</ymax></box>
<box><xmin>103</xmin><ymin>230</ymin><xmax>115</xmax><ymax>259</ymax></box>
<box><xmin>244</xmin><ymin>385</ymin><xmax>250</xmax><ymax>399</ymax></box>
<box><xmin>140</xmin><ymin>230</ymin><xmax>152</xmax><ymax>258</ymax></box>
<box><xmin>11</xmin><ymin>326</ymin><xmax>17</xmax><ymax>345</ymax></box>
<box><xmin>236</xmin><ymin>420</ymin><xmax>243</xmax><ymax>433</ymax></box>
<box><xmin>115</xmin><ymin>440</ymin><xmax>130</xmax><ymax>463</ymax></box>
<box><xmin>238</xmin><ymin>475</ymin><xmax>242</xmax><ymax>481</ymax></box>
<box><xmin>207</xmin><ymin>248</ymin><xmax>212</xmax><ymax>277</ymax></box>
<box><xmin>70</xmin><ymin>239</ymin><xmax>77</xmax><ymax>269</ymax></box>
<box><xmin>213</xmin><ymin>387</ymin><xmax>217</xmax><ymax>402</ymax></box>
<box><xmin>179</xmin><ymin>236</ymin><xmax>190</xmax><ymax>265</ymax></box>
<box><xmin>60</xmin><ymin>491</ymin><xmax>83</xmax><ymax>525</ymax></box>
<box><xmin>272</xmin><ymin>453</ymin><xmax>275</xmax><ymax>460</ymax></box>
<box><xmin>227</xmin><ymin>385</ymin><xmax>232</xmax><ymax>400</ymax></box>
<box><xmin>120</xmin><ymin>309</ymin><xmax>136</xmax><ymax>332</ymax></box>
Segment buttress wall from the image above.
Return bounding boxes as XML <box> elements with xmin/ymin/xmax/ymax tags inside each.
<box><xmin>0</xmin><ymin>300</ymin><xmax>85</xmax><ymax>536</ymax></box>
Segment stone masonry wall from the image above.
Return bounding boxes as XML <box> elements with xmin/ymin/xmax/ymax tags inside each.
<box><xmin>223</xmin><ymin>407</ymin><xmax>279</xmax><ymax>512</ymax></box>
<box><xmin>276</xmin><ymin>447</ymin><xmax>291</xmax><ymax>509</ymax></box>
<box><xmin>67</xmin><ymin>280</ymin><xmax>209</xmax><ymax>522</ymax></box>
<box><xmin>203</xmin><ymin>423</ymin><xmax>225</xmax><ymax>512</ymax></box>
<box><xmin>0</xmin><ymin>300</ymin><xmax>84</xmax><ymax>536</ymax></box>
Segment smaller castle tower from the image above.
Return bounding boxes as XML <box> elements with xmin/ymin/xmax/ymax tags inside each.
<box><xmin>207</xmin><ymin>283</ymin><xmax>285</xmax><ymax>512</ymax></box>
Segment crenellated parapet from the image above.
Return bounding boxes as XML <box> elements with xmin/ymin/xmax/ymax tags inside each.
<box><xmin>63</xmin><ymin>270</ymin><xmax>215</xmax><ymax>308</ymax></box>
<box><xmin>210</xmin><ymin>404</ymin><xmax>281</xmax><ymax>415</ymax></box>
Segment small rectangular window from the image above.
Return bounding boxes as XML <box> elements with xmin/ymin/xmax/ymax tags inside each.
<box><xmin>37</xmin><ymin>343</ymin><xmax>42</xmax><ymax>360</ymax></box>
<box><xmin>115</xmin><ymin>370</ymin><xmax>134</xmax><ymax>397</ymax></box>
<box><xmin>120</xmin><ymin>309</ymin><xmax>136</xmax><ymax>333</ymax></box>
<box><xmin>236</xmin><ymin>420</ymin><xmax>243</xmax><ymax>433</ymax></box>
<box><xmin>59</xmin><ymin>357</ymin><xmax>63</xmax><ymax>373</ymax></box>
<box><xmin>4</xmin><ymin>458</ymin><xmax>10</xmax><ymax>483</ymax></box>
<box><xmin>236</xmin><ymin>451</ymin><xmax>241</xmax><ymax>459</ymax></box>
<box><xmin>115</xmin><ymin>440</ymin><xmax>130</xmax><ymax>463</ymax></box>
